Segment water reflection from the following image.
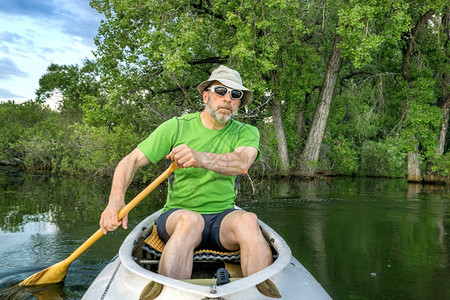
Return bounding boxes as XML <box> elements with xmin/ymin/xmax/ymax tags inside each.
<box><xmin>0</xmin><ymin>172</ymin><xmax>449</xmax><ymax>300</ymax></box>
<box><xmin>2</xmin><ymin>214</ymin><xmax>59</xmax><ymax>234</ymax></box>
<box><xmin>0</xmin><ymin>170</ymin><xmax>166</xmax><ymax>299</ymax></box>
<box><xmin>0</xmin><ymin>219</ymin><xmax>59</xmax><ymax>253</ymax></box>
<box><xmin>239</xmin><ymin>177</ymin><xmax>450</xmax><ymax>300</ymax></box>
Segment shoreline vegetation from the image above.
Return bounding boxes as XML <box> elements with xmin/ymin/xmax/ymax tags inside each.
<box><xmin>2</xmin><ymin>3</ymin><xmax>449</xmax><ymax>185</ymax></box>
<box><xmin>1</xmin><ymin>100</ymin><xmax>448</xmax><ymax>186</ymax></box>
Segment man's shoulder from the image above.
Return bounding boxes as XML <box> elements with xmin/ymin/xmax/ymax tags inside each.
<box><xmin>175</xmin><ymin>112</ymin><xmax>199</xmax><ymax>122</ymax></box>
<box><xmin>229</xmin><ymin>118</ymin><xmax>258</xmax><ymax>132</ymax></box>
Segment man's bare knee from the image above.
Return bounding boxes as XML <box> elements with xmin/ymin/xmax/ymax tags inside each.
<box><xmin>227</xmin><ymin>211</ymin><xmax>262</xmax><ymax>242</ymax></box>
<box><xmin>238</xmin><ymin>212</ymin><xmax>260</xmax><ymax>233</ymax></box>
<box><xmin>174</xmin><ymin>211</ymin><xmax>204</xmax><ymax>236</ymax></box>
<box><xmin>240</xmin><ymin>212</ymin><xmax>258</xmax><ymax>225</ymax></box>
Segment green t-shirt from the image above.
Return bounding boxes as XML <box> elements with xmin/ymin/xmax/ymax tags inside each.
<box><xmin>138</xmin><ymin>112</ymin><xmax>260</xmax><ymax>214</ymax></box>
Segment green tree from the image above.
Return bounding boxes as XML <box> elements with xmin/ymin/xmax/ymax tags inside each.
<box><xmin>301</xmin><ymin>0</ymin><xmax>411</xmax><ymax>176</ymax></box>
<box><xmin>0</xmin><ymin>101</ymin><xmax>57</xmax><ymax>164</ymax></box>
<box><xmin>317</xmin><ymin>1</ymin><xmax>448</xmax><ymax>179</ymax></box>
<box><xmin>36</xmin><ymin>60</ymin><xmax>101</xmax><ymax>123</ymax></box>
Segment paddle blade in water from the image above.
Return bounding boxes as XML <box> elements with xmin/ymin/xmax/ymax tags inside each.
<box><xmin>0</xmin><ymin>282</ymin><xmax>64</xmax><ymax>299</ymax></box>
<box><xmin>19</xmin><ymin>261</ymin><xmax>69</xmax><ymax>286</ymax></box>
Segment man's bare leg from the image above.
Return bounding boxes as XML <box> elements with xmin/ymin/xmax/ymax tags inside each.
<box><xmin>219</xmin><ymin>210</ymin><xmax>273</xmax><ymax>276</ymax></box>
<box><xmin>158</xmin><ymin>210</ymin><xmax>204</xmax><ymax>279</ymax></box>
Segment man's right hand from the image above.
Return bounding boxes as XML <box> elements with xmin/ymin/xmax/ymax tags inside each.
<box><xmin>99</xmin><ymin>199</ymin><xmax>127</xmax><ymax>234</ymax></box>
<box><xmin>99</xmin><ymin>147</ymin><xmax>150</xmax><ymax>234</ymax></box>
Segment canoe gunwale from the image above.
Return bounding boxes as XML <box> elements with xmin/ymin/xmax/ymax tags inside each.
<box><xmin>118</xmin><ymin>208</ymin><xmax>292</xmax><ymax>298</ymax></box>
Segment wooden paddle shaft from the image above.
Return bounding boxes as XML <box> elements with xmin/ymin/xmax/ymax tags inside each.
<box><xmin>65</xmin><ymin>162</ymin><xmax>178</xmax><ymax>265</ymax></box>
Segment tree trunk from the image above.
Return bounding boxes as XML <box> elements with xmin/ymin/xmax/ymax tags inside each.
<box><xmin>402</xmin><ymin>10</ymin><xmax>435</xmax><ymax>181</ymax></box>
<box><xmin>268</xmin><ymin>99</ymin><xmax>290</xmax><ymax>175</ymax></box>
<box><xmin>300</xmin><ymin>34</ymin><xmax>342</xmax><ymax>176</ymax></box>
<box><xmin>437</xmin><ymin>9</ymin><xmax>450</xmax><ymax>156</ymax></box>
<box><xmin>424</xmin><ymin>7</ymin><xmax>448</xmax><ymax>183</ymax></box>
<box><xmin>437</xmin><ymin>100</ymin><xmax>450</xmax><ymax>156</ymax></box>
<box><xmin>401</xmin><ymin>9</ymin><xmax>435</xmax><ymax>80</ymax></box>
<box><xmin>423</xmin><ymin>102</ymin><xmax>449</xmax><ymax>183</ymax></box>
<box><xmin>407</xmin><ymin>150</ymin><xmax>422</xmax><ymax>182</ymax></box>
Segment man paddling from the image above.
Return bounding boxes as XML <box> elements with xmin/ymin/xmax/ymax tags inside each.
<box><xmin>99</xmin><ymin>65</ymin><xmax>273</xmax><ymax>279</ymax></box>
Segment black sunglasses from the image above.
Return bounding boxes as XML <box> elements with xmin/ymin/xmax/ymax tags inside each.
<box><xmin>206</xmin><ymin>85</ymin><xmax>244</xmax><ymax>100</ymax></box>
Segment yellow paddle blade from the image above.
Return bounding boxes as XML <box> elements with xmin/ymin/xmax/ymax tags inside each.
<box><xmin>19</xmin><ymin>260</ymin><xmax>69</xmax><ymax>286</ymax></box>
<box><xmin>19</xmin><ymin>229</ymin><xmax>104</xmax><ymax>287</ymax></box>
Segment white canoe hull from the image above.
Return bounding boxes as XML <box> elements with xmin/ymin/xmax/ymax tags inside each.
<box><xmin>83</xmin><ymin>209</ymin><xmax>331</xmax><ymax>299</ymax></box>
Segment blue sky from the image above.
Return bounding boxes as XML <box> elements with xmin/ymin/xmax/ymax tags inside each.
<box><xmin>0</xmin><ymin>0</ymin><xmax>103</xmax><ymax>104</ymax></box>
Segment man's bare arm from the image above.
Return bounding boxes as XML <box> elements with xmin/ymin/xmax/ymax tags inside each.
<box><xmin>166</xmin><ymin>145</ymin><xmax>258</xmax><ymax>176</ymax></box>
<box><xmin>100</xmin><ymin>147</ymin><xmax>150</xmax><ymax>234</ymax></box>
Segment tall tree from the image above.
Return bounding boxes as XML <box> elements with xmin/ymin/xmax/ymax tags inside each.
<box><xmin>422</xmin><ymin>7</ymin><xmax>450</xmax><ymax>181</ymax></box>
<box><xmin>398</xmin><ymin>3</ymin><xmax>448</xmax><ymax>182</ymax></box>
<box><xmin>268</xmin><ymin>96</ymin><xmax>290</xmax><ymax>175</ymax></box>
<box><xmin>437</xmin><ymin>8</ymin><xmax>450</xmax><ymax>156</ymax></box>
<box><xmin>301</xmin><ymin>33</ymin><xmax>342</xmax><ymax>176</ymax></box>
<box><xmin>402</xmin><ymin>9</ymin><xmax>436</xmax><ymax>182</ymax></box>
<box><xmin>300</xmin><ymin>0</ymin><xmax>411</xmax><ymax>176</ymax></box>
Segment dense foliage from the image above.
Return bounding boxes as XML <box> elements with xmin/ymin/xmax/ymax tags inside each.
<box><xmin>1</xmin><ymin>1</ymin><xmax>448</xmax><ymax>182</ymax></box>
<box><xmin>0</xmin><ymin>101</ymin><xmax>152</xmax><ymax>179</ymax></box>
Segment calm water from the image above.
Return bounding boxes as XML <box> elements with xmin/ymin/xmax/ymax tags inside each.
<box><xmin>0</xmin><ymin>169</ymin><xmax>449</xmax><ymax>299</ymax></box>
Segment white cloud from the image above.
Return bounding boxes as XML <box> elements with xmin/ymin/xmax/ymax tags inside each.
<box><xmin>0</xmin><ymin>0</ymin><xmax>103</xmax><ymax>103</ymax></box>
<box><xmin>0</xmin><ymin>57</ymin><xmax>28</xmax><ymax>79</ymax></box>
<box><xmin>0</xmin><ymin>87</ymin><xmax>21</xmax><ymax>98</ymax></box>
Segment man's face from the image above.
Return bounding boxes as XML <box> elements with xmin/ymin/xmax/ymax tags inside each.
<box><xmin>203</xmin><ymin>81</ymin><xmax>241</xmax><ymax>123</ymax></box>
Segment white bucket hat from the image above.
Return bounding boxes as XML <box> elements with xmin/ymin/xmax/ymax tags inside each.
<box><xmin>197</xmin><ymin>65</ymin><xmax>252</xmax><ymax>106</ymax></box>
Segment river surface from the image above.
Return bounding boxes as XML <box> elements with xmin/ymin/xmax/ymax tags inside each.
<box><xmin>0</xmin><ymin>169</ymin><xmax>449</xmax><ymax>299</ymax></box>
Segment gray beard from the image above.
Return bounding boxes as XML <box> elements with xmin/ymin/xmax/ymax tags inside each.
<box><xmin>206</xmin><ymin>95</ymin><xmax>237</xmax><ymax>123</ymax></box>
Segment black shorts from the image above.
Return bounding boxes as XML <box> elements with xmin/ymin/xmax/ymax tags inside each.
<box><xmin>156</xmin><ymin>208</ymin><xmax>237</xmax><ymax>252</ymax></box>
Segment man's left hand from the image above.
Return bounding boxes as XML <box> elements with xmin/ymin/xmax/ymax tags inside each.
<box><xmin>166</xmin><ymin>144</ymin><xmax>199</xmax><ymax>168</ymax></box>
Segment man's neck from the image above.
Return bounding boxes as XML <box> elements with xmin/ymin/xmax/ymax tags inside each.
<box><xmin>200</xmin><ymin>110</ymin><xmax>228</xmax><ymax>130</ymax></box>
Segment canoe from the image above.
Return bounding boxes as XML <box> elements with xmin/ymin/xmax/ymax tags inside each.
<box><xmin>83</xmin><ymin>209</ymin><xmax>331</xmax><ymax>299</ymax></box>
